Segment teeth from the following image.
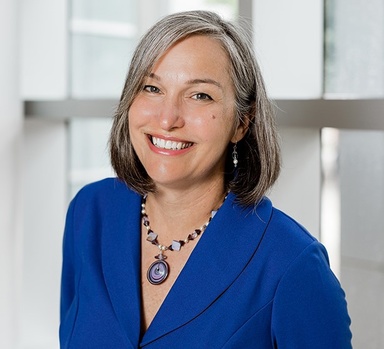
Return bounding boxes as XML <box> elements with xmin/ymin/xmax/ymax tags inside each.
<box><xmin>152</xmin><ymin>136</ymin><xmax>192</xmax><ymax>150</ymax></box>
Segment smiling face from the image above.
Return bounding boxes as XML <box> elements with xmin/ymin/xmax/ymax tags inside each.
<box><xmin>128</xmin><ymin>35</ymin><xmax>247</xmax><ymax>192</ymax></box>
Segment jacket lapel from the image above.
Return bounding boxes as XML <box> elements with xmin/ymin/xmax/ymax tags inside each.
<box><xmin>141</xmin><ymin>193</ymin><xmax>273</xmax><ymax>346</ymax></box>
<box><xmin>101</xmin><ymin>181</ymin><xmax>142</xmax><ymax>348</ymax></box>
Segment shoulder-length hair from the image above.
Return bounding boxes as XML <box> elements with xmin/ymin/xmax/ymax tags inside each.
<box><xmin>110</xmin><ymin>10</ymin><xmax>281</xmax><ymax>207</ymax></box>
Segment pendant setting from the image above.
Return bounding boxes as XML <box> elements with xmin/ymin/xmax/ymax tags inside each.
<box><xmin>147</xmin><ymin>255</ymin><xmax>169</xmax><ymax>285</ymax></box>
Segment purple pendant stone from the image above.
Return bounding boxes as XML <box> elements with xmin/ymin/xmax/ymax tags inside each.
<box><xmin>147</xmin><ymin>231</ymin><xmax>158</xmax><ymax>242</ymax></box>
<box><xmin>171</xmin><ymin>240</ymin><xmax>181</xmax><ymax>251</ymax></box>
<box><xmin>147</xmin><ymin>260</ymin><xmax>169</xmax><ymax>285</ymax></box>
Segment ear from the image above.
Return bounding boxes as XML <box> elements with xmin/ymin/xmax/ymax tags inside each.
<box><xmin>231</xmin><ymin>116</ymin><xmax>250</xmax><ymax>143</ymax></box>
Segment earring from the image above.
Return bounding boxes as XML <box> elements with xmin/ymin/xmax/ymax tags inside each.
<box><xmin>232</xmin><ymin>143</ymin><xmax>238</xmax><ymax>168</ymax></box>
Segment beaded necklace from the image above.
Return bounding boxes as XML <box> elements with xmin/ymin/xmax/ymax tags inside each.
<box><xmin>141</xmin><ymin>194</ymin><xmax>225</xmax><ymax>285</ymax></box>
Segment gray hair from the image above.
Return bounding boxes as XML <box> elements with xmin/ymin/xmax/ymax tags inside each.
<box><xmin>110</xmin><ymin>10</ymin><xmax>281</xmax><ymax>206</ymax></box>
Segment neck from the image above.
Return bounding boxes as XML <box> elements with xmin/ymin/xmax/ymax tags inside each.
<box><xmin>143</xmin><ymin>181</ymin><xmax>227</xmax><ymax>240</ymax></box>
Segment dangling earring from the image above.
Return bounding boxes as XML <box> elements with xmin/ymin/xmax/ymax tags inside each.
<box><xmin>232</xmin><ymin>143</ymin><xmax>238</xmax><ymax>168</ymax></box>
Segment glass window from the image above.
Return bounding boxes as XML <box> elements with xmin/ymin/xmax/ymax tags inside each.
<box><xmin>68</xmin><ymin>118</ymin><xmax>114</xmax><ymax>198</ymax></box>
<box><xmin>252</xmin><ymin>0</ymin><xmax>323</xmax><ymax>99</ymax></box>
<box><xmin>324</xmin><ymin>0</ymin><xmax>384</xmax><ymax>98</ymax></box>
<box><xmin>169</xmin><ymin>0</ymin><xmax>237</xmax><ymax>20</ymax></box>
<box><xmin>71</xmin><ymin>35</ymin><xmax>136</xmax><ymax>98</ymax></box>
<box><xmin>72</xmin><ymin>0</ymin><xmax>138</xmax><ymax>22</ymax></box>
<box><xmin>338</xmin><ymin>129</ymin><xmax>384</xmax><ymax>348</ymax></box>
<box><xmin>70</xmin><ymin>0</ymin><xmax>139</xmax><ymax>98</ymax></box>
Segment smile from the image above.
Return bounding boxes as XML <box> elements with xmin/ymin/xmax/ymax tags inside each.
<box><xmin>151</xmin><ymin>136</ymin><xmax>193</xmax><ymax>150</ymax></box>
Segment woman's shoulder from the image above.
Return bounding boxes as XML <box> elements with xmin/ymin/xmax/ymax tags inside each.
<box><xmin>253</xmin><ymin>198</ymin><xmax>324</xmax><ymax>268</ymax></box>
<box><xmin>74</xmin><ymin>177</ymin><xmax>135</xmax><ymax>199</ymax></box>
<box><xmin>230</xmin><ymin>195</ymin><xmax>316</xmax><ymax>249</ymax></box>
<box><xmin>266</xmin><ymin>201</ymin><xmax>317</xmax><ymax>246</ymax></box>
<box><xmin>70</xmin><ymin>177</ymin><xmax>140</xmax><ymax>211</ymax></box>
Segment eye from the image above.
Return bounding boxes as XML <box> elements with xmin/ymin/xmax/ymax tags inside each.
<box><xmin>192</xmin><ymin>93</ymin><xmax>213</xmax><ymax>101</ymax></box>
<box><xmin>143</xmin><ymin>85</ymin><xmax>161</xmax><ymax>94</ymax></box>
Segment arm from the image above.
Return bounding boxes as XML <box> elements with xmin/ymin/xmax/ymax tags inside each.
<box><xmin>272</xmin><ymin>241</ymin><xmax>352</xmax><ymax>348</ymax></box>
<box><xmin>60</xmin><ymin>197</ymin><xmax>78</xmax><ymax>324</ymax></box>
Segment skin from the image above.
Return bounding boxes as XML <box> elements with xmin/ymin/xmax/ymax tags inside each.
<box><xmin>128</xmin><ymin>35</ymin><xmax>248</xmax><ymax>331</ymax></box>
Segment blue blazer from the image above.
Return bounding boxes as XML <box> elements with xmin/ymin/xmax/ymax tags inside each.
<box><xmin>60</xmin><ymin>178</ymin><xmax>352</xmax><ymax>348</ymax></box>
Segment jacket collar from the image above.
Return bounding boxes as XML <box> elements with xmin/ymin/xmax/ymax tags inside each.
<box><xmin>141</xmin><ymin>192</ymin><xmax>273</xmax><ymax>346</ymax></box>
<box><xmin>101</xmin><ymin>182</ymin><xmax>142</xmax><ymax>348</ymax></box>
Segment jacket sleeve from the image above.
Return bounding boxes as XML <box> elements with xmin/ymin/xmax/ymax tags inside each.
<box><xmin>271</xmin><ymin>241</ymin><xmax>352</xmax><ymax>348</ymax></box>
<box><xmin>60</xmin><ymin>197</ymin><xmax>79</xmax><ymax>326</ymax></box>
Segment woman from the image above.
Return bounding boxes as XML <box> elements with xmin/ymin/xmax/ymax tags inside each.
<box><xmin>60</xmin><ymin>10</ymin><xmax>352</xmax><ymax>348</ymax></box>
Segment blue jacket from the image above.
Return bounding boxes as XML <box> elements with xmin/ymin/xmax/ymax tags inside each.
<box><xmin>60</xmin><ymin>178</ymin><xmax>352</xmax><ymax>348</ymax></box>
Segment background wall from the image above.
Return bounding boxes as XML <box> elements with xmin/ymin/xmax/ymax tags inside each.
<box><xmin>0</xmin><ymin>0</ymin><xmax>23</xmax><ymax>348</ymax></box>
<box><xmin>20</xmin><ymin>119</ymin><xmax>67</xmax><ymax>349</ymax></box>
<box><xmin>252</xmin><ymin>0</ymin><xmax>323</xmax><ymax>238</ymax></box>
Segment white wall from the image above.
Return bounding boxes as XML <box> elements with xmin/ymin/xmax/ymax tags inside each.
<box><xmin>269</xmin><ymin>128</ymin><xmax>321</xmax><ymax>238</ymax></box>
<box><xmin>20</xmin><ymin>119</ymin><xmax>67</xmax><ymax>349</ymax></box>
<box><xmin>253</xmin><ymin>0</ymin><xmax>323</xmax><ymax>99</ymax></box>
<box><xmin>251</xmin><ymin>0</ymin><xmax>323</xmax><ymax>238</ymax></box>
<box><xmin>20</xmin><ymin>0</ymin><xmax>68</xmax><ymax>99</ymax></box>
<box><xmin>18</xmin><ymin>0</ymin><xmax>69</xmax><ymax>347</ymax></box>
<box><xmin>0</xmin><ymin>0</ymin><xmax>23</xmax><ymax>348</ymax></box>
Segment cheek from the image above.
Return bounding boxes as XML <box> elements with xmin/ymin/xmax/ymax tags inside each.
<box><xmin>209</xmin><ymin>110</ymin><xmax>238</xmax><ymax>137</ymax></box>
<box><xmin>128</xmin><ymin>101</ymin><xmax>139</xmax><ymax>126</ymax></box>
<box><xmin>129</xmin><ymin>97</ymin><xmax>155</xmax><ymax>125</ymax></box>
<box><xmin>127</xmin><ymin>103</ymin><xmax>145</xmax><ymax>143</ymax></box>
<box><xmin>198</xmin><ymin>120</ymin><xmax>236</xmax><ymax>146</ymax></box>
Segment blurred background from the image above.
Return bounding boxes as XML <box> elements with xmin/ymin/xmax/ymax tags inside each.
<box><xmin>1</xmin><ymin>0</ymin><xmax>384</xmax><ymax>348</ymax></box>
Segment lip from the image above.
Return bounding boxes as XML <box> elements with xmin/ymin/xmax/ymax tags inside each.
<box><xmin>146</xmin><ymin>134</ymin><xmax>194</xmax><ymax>155</ymax></box>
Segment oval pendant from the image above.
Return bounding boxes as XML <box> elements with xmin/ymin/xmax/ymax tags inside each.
<box><xmin>147</xmin><ymin>260</ymin><xmax>169</xmax><ymax>285</ymax></box>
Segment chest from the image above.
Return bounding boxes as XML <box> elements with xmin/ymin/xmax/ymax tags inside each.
<box><xmin>140</xmin><ymin>225</ymin><xmax>199</xmax><ymax>331</ymax></box>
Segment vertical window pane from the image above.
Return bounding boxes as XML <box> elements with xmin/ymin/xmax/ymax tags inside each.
<box><xmin>338</xmin><ymin>130</ymin><xmax>384</xmax><ymax>348</ymax></box>
<box><xmin>325</xmin><ymin>0</ymin><xmax>384</xmax><ymax>97</ymax></box>
<box><xmin>70</xmin><ymin>0</ymin><xmax>139</xmax><ymax>98</ymax></box>
<box><xmin>169</xmin><ymin>0</ymin><xmax>237</xmax><ymax>20</ymax></box>
<box><xmin>72</xmin><ymin>0</ymin><xmax>138</xmax><ymax>22</ymax></box>
<box><xmin>69</xmin><ymin>118</ymin><xmax>114</xmax><ymax>198</ymax></box>
<box><xmin>71</xmin><ymin>35</ymin><xmax>136</xmax><ymax>98</ymax></box>
<box><xmin>252</xmin><ymin>0</ymin><xmax>323</xmax><ymax>99</ymax></box>
<box><xmin>322</xmin><ymin>127</ymin><xmax>384</xmax><ymax>347</ymax></box>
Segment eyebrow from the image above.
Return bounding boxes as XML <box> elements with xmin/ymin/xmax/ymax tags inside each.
<box><xmin>147</xmin><ymin>73</ymin><xmax>222</xmax><ymax>89</ymax></box>
<box><xmin>186</xmin><ymin>78</ymin><xmax>222</xmax><ymax>89</ymax></box>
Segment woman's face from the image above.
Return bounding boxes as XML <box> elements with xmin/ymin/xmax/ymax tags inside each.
<box><xmin>129</xmin><ymin>35</ymin><xmax>247</xmax><ymax>191</ymax></box>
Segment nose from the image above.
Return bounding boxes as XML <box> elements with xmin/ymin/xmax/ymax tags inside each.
<box><xmin>158</xmin><ymin>96</ymin><xmax>185</xmax><ymax>131</ymax></box>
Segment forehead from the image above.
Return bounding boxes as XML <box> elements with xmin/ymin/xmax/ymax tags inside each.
<box><xmin>150</xmin><ymin>35</ymin><xmax>232</xmax><ymax>79</ymax></box>
<box><xmin>165</xmin><ymin>35</ymin><xmax>227</xmax><ymax>55</ymax></box>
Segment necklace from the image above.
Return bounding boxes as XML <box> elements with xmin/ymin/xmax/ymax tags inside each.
<box><xmin>141</xmin><ymin>195</ymin><xmax>224</xmax><ymax>285</ymax></box>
